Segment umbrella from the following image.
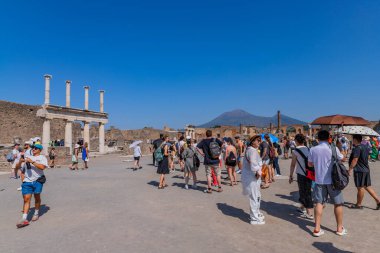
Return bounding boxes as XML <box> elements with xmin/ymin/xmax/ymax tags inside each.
<box><xmin>311</xmin><ymin>115</ymin><xmax>370</xmax><ymax>126</ymax></box>
<box><xmin>261</xmin><ymin>133</ymin><xmax>279</xmax><ymax>143</ymax></box>
<box><xmin>335</xmin><ymin>126</ymin><xmax>380</xmax><ymax>137</ymax></box>
<box><xmin>129</xmin><ymin>140</ymin><xmax>142</xmax><ymax>148</ymax></box>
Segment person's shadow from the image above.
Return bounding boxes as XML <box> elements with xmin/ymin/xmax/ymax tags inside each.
<box><xmin>27</xmin><ymin>205</ymin><xmax>50</xmax><ymax>220</ymax></box>
<box><xmin>216</xmin><ymin>203</ymin><xmax>250</xmax><ymax>223</ymax></box>
<box><xmin>312</xmin><ymin>242</ymin><xmax>353</xmax><ymax>253</ymax></box>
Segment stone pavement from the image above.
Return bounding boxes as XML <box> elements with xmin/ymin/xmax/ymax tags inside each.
<box><xmin>0</xmin><ymin>154</ymin><xmax>379</xmax><ymax>253</ymax></box>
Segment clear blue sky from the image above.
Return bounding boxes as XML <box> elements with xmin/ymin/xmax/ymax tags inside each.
<box><xmin>1</xmin><ymin>0</ymin><xmax>379</xmax><ymax>129</ymax></box>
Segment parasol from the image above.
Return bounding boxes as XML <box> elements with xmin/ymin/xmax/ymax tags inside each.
<box><xmin>129</xmin><ymin>140</ymin><xmax>142</xmax><ymax>148</ymax></box>
<box><xmin>335</xmin><ymin>126</ymin><xmax>379</xmax><ymax>137</ymax></box>
<box><xmin>311</xmin><ymin>115</ymin><xmax>370</xmax><ymax>126</ymax></box>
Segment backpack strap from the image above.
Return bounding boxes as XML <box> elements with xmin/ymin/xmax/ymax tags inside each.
<box><xmin>293</xmin><ymin>148</ymin><xmax>307</xmax><ymax>175</ymax></box>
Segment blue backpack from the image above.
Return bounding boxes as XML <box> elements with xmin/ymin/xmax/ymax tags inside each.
<box><xmin>6</xmin><ymin>152</ymin><xmax>15</xmax><ymax>162</ymax></box>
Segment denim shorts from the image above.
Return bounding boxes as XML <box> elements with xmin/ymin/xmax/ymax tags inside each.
<box><xmin>313</xmin><ymin>184</ymin><xmax>344</xmax><ymax>205</ymax></box>
<box><xmin>22</xmin><ymin>181</ymin><xmax>43</xmax><ymax>195</ymax></box>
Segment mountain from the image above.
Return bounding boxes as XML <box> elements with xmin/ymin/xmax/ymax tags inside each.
<box><xmin>198</xmin><ymin>109</ymin><xmax>307</xmax><ymax>128</ymax></box>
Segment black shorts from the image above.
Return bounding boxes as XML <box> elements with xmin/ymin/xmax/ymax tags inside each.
<box><xmin>354</xmin><ymin>171</ymin><xmax>371</xmax><ymax>188</ymax></box>
<box><xmin>134</xmin><ymin>156</ymin><xmax>140</xmax><ymax>161</ymax></box>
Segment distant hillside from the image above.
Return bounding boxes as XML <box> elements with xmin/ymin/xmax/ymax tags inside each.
<box><xmin>198</xmin><ymin>109</ymin><xmax>306</xmax><ymax>128</ymax></box>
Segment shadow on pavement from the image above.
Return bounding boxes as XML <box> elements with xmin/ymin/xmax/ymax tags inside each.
<box><xmin>216</xmin><ymin>203</ymin><xmax>250</xmax><ymax>223</ymax></box>
<box><xmin>147</xmin><ymin>181</ymin><xmax>159</xmax><ymax>187</ymax></box>
<box><xmin>28</xmin><ymin>205</ymin><xmax>50</xmax><ymax>220</ymax></box>
<box><xmin>312</xmin><ymin>242</ymin><xmax>353</xmax><ymax>253</ymax></box>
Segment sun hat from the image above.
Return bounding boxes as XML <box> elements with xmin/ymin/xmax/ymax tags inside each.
<box><xmin>34</xmin><ymin>144</ymin><xmax>43</xmax><ymax>150</ymax></box>
<box><xmin>75</xmin><ymin>144</ymin><xmax>80</xmax><ymax>149</ymax></box>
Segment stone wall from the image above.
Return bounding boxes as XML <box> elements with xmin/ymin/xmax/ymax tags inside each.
<box><xmin>0</xmin><ymin>100</ymin><xmax>82</xmax><ymax>147</ymax></box>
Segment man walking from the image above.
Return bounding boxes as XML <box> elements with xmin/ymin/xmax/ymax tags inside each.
<box><xmin>308</xmin><ymin>130</ymin><xmax>347</xmax><ymax>237</ymax></box>
<box><xmin>348</xmin><ymin>134</ymin><xmax>380</xmax><ymax>210</ymax></box>
<box><xmin>197</xmin><ymin>130</ymin><xmax>223</xmax><ymax>193</ymax></box>
<box><xmin>16</xmin><ymin>143</ymin><xmax>48</xmax><ymax>228</ymax></box>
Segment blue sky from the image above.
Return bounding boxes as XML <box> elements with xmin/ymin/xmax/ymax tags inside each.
<box><xmin>1</xmin><ymin>0</ymin><xmax>379</xmax><ymax>129</ymax></box>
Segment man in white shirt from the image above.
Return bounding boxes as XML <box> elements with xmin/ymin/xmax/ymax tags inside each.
<box><xmin>15</xmin><ymin>144</ymin><xmax>48</xmax><ymax>228</ymax></box>
<box><xmin>10</xmin><ymin>143</ymin><xmax>20</xmax><ymax>179</ymax></box>
<box><xmin>308</xmin><ymin>130</ymin><xmax>346</xmax><ymax>237</ymax></box>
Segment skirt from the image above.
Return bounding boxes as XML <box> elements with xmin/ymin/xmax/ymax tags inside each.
<box><xmin>157</xmin><ymin>156</ymin><xmax>169</xmax><ymax>174</ymax></box>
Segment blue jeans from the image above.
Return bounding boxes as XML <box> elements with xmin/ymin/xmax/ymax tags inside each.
<box><xmin>273</xmin><ymin>157</ymin><xmax>281</xmax><ymax>175</ymax></box>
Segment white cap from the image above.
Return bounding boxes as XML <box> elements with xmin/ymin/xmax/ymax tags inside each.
<box><xmin>75</xmin><ymin>144</ymin><xmax>80</xmax><ymax>148</ymax></box>
<box><xmin>32</xmin><ymin>137</ymin><xmax>41</xmax><ymax>142</ymax></box>
<box><xmin>24</xmin><ymin>140</ymin><xmax>33</xmax><ymax>145</ymax></box>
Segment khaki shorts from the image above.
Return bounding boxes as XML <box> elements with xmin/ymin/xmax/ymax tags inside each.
<box><xmin>205</xmin><ymin>165</ymin><xmax>221</xmax><ymax>177</ymax></box>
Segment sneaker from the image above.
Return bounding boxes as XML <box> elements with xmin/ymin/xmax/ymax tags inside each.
<box><xmin>250</xmin><ymin>220</ymin><xmax>265</xmax><ymax>225</ymax></box>
<box><xmin>301</xmin><ymin>213</ymin><xmax>314</xmax><ymax>220</ymax></box>
<box><xmin>17</xmin><ymin>187</ymin><xmax>22</xmax><ymax>191</ymax></box>
<box><xmin>336</xmin><ymin>227</ymin><xmax>348</xmax><ymax>236</ymax></box>
<box><xmin>31</xmin><ymin>215</ymin><xmax>39</xmax><ymax>222</ymax></box>
<box><xmin>312</xmin><ymin>229</ymin><xmax>325</xmax><ymax>237</ymax></box>
<box><xmin>16</xmin><ymin>219</ymin><xmax>29</xmax><ymax>228</ymax></box>
<box><xmin>297</xmin><ymin>207</ymin><xmax>306</xmax><ymax>214</ymax></box>
<box><xmin>184</xmin><ymin>184</ymin><xmax>189</xmax><ymax>190</ymax></box>
<box><xmin>236</xmin><ymin>169</ymin><xmax>241</xmax><ymax>174</ymax></box>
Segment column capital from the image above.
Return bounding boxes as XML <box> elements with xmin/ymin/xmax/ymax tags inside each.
<box><xmin>84</xmin><ymin>85</ymin><xmax>90</xmax><ymax>89</ymax></box>
<box><xmin>44</xmin><ymin>74</ymin><xmax>52</xmax><ymax>79</ymax></box>
<box><xmin>66</xmin><ymin>80</ymin><xmax>71</xmax><ymax>84</ymax></box>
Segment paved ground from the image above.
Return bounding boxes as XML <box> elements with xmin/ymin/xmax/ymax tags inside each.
<box><xmin>0</xmin><ymin>154</ymin><xmax>379</xmax><ymax>253</ymax></box>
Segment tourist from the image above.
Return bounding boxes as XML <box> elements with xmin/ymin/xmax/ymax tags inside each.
<box><xmin>340</xmin><ymin>135</ymin><xmax>349</xmax><ymax>158</ymax></box>
<box><xmin>289</xmin><ymin>137</ymin><xmax>296</xmax><ymax>154</ymax></box>
<box><xmin>70</xmin><ymin>144</ymin><xmax>80</xmax><ymax>170</ymax></box>
<box><xmin>289</xmin><ymin>134</ymin><xmax>313</xmax><ymax>220</ymax></box>
<box><xmin>181</xmin><ymin>138</ymin><xmax>198</xmax><ymax>189</ymax></box>
<box><xmin>241</xmin><ymin>135</ymin><xmax>265</xmax><ymax>225</ymax></box>
<box><xmin>348</xmin><ymin>134</ymin><xmax>380</xmax><ymax>210</ymax></box>
<box><xmin>235</xmin><ymin>136</ymin><xmax>245</xmax><ymax>174</ymax></box>
<box><xmin>9</xmin><ymin>143</ymin><xmax>20</xmax><ymax>179</ymax></box>
<box><xmin>224</xmin><ymin>137</ymin><xmax>238</xmax><ymax>186</ymax></box>
<box><xmin>169</xmin><ymin>141</ymin><xmax>177</xmax><ymax>172</ymax></box>
<box><xmin>283</xmin><ymin>137</ymin><xmax>290</xmax><ymax>159</ymax></box>
<box><xmin>273</xmin><ymin>141</ymin><xmax>282</xmax><ymax>176</ymax></box>
<box><xmin>15</xmin><ymin>143</ymin><xmax>48</xmax><ymax>228</ymax></box>
<box><xmin>370</xmin><ymin>137</ymin><xmax>378</xmax><ymax>162</ymax></box>
<box><xmin>133</xmin><ymin>142</ymin><xmax>142</xmax><ymax>170</ymax></box>
<box><xmin>157</xmin><ymin>135</ymin><xmax>170</xmax><ymax>189</ymax></box>
<box><xmin>152</xmin><ymin>134</ymin><xmax>164</xmax><ymax>166</ymax></box>
<box><xmin>176</xmin><ymin>136</ymin><xmax>186</xmax><ymax>171</ymax></box>
<box><xmin>196</xmin><ymin>130</ymin><xmax>223</xmax><ymax>193</ymax></box>
<box><xmin>82</xmin><ymin>142</ymin><xmax>89</xmax><ymax>169</ymax></box>
<box><xmin>49</xmin><ymin>147</ymin><xmax>56</xmax><ymax>168</ymax></box>
<box><xmin>308</xmin><ymin>130</ymin><xmax>347</xmax><ymax>237</ymax></box>
<box><xmin>260</xmin><ymin>134</ymin><xmax>275</xmax><ymax>183</ymax></box>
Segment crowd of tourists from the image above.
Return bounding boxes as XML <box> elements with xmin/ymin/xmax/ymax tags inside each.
<box><xmin>151</xmin><ymin>129</ymin><xmax>380</xmax><ymax>235</ymax></box>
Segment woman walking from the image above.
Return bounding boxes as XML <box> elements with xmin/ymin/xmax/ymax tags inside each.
<box><xmin>69</xmin><ymin>144</ymin><xmax>80</xmax><ymax>170</ymax></box>
<box><xmin>133</xmin><ymin>142</ymin><xmax>142</xmax><ymax>170</ymax></box>
<box><xmin>82</xmin><ymin>142</ymin><xmax>89</xmax><ymax>169</ymax></box>
<box><xmin>289</xmin><ymin>134</ymin><xmax>313</xmax><ymax>220</ymax></box>
<box><xmin>181</xmin><ymin>139</ymin><xmax>198</xmax><ymax>189</ymax></box>
<box><xmin>225</xmin><ymin>138</ymin><xmax>238</xmax><ymax>186</ymax></box>
<box><xmin>241</xmin><ymin>135</ymin><xmax>265</xmax><ymax>225</ymax></box>
<box><xmin>157</xmin><ymin>135</ymin><xmax>170</xmax><ymax>189</ymax></box>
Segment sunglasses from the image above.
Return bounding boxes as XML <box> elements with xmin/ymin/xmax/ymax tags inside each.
<box><xmin>32</xmin><ymin>147</ymin><xmax>41</xmax><ymax>150</ymax></box>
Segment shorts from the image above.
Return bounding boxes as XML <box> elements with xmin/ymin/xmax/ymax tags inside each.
<box><xmin>134</xmin><ymin>156</ymin><xmax>140</xmax><ymax>161</ymax></box>
<box><xmin>263</xmin><ymin>159</ymin><xmax>270</xmax><ymax>165</ymax></box>
<box><xmin>313</xmin><ymin>184</ymin><xmax>344</xmax><ymax>205</ymax></box>
<box><xmin>238</xmin><ymin>156</ymin><xmax>244</xmax><ymax>163</ymax></box>
<box><xmin>205</xmin><ymin>165</ymin><xmax>221</xmax><ymax>177</ymax></box>
<box><xmin>21</xmin><ymin>181</ymin><xmax>43</xmax><ymax>195</ymax></box>
<box><xmin>354</xmin><ymin>172</ymin><xmax>371</xmax><ymax>188</ymax></box>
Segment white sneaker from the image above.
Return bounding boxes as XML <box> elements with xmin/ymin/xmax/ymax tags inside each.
<box><xmin>250</xmin><ymin>220</ymin><xmax>265</xmax><ymax>225</ymax></box>
<box><xmin>313</xmin><ymin>229</ymin><xmax>325</xmax><ymax>237</ymax></box>
<box><xmin>184</xmin><ymin>184</ymin><xmax>189</xmax><ymax>190</ymax></box>
<box><xmin>236</xmin><ymin>169</ymin><xmax>241</xmax><ymax>174</ymax></box>
<box><xmin>17</xmin><ymin>187</ymin><xmax>22</xmax><ymax>191</ymax></box>
<box><xmin>301</xmin><ymin>213</ymin><xmax>314</xmax><ymax>220</ymax></box>
<box><xmin>336</xmin><ymin>227</ymin><xmax>348</xmax><ymax>236</ymax></box>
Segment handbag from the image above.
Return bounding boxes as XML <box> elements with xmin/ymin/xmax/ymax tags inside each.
<box><xmin>36</xmin><ymin>175</ymin><xmax>46</xmax><ymax>184</ymax></box>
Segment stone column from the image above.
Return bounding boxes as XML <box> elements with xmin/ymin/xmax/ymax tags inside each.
<box><xmin>277</xmin><ymin>110</ymin><xmax>281</xmax><ymax>131</ymax></box>
<box><xmin>42</xmin><ymin>119</ymin><xmax>51</xmax><ymax>155</ymax></box>
<box><xmin>44</xmin><ymin>74</ymin><xmax>52</xmax><ymax>105</ymax></box>
<box><xmin>66</xmin><ymin>80</ymin><xmax>71</xmax><ymax>107</ymax></box>
<box><xmin>99</xmin><ymin>123</ymin><xmax>105</xmax><ymax>154</ymax></box>
<box><xmin>99</xmin><ymin>90</ymin><xmax>105</xmax><ymax>113</ymax></box>
<box><xmin>83</xmin><ymin>121</ymin><xmax>90</xmax><ymax>150</ymax></box>
<box><xmin>84</xmin><ymin>86</ymin><xmax>90</xmax><ymax>110</ymax></box>
<box><xmin>65</xmin><ymin>120</ymin><xmax>73</xmax><ymax>155</ymax></box>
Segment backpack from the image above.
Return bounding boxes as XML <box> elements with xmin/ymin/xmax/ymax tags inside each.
<box><xmin>269</xmin><ymin>144</ymin><xmax>276</xmax><ymax>159</ymax></box>
<box><xmin>293</xmin><ymin>148</ymin><xmax>315</xmax><ymax>181</ymax></box>
<box><xmin>331</xmin><ymin>144</ymin><xmax>349</xmax><ymax>190</ymax></box>
<box><xmin>225</xmin><ymin>149</ymin><xmax>237</xmax><ymax>167</ymax></box>
<box><xmin>154</xmin><ymin>143</ymin><xmax>165</xmax><ymax>163</ymax></box>
<box><xmin>6</xmin><ymin>152</ymin><xmax>15</xmax><ymax>162</ymax></box>
<box><xmin>209</xmin><ymin>138</ymin><xmax>221</xmax><ymax>159</ymax></box>
<box><xmin>193</xmin><ymin>149</ymin><xmax>200</xmax><ymax>168</ymax></box>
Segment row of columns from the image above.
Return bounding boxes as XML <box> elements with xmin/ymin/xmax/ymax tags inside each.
<box><xmin>43</xmin><ymin>74</ymin><xmax>106</xmax><ymax>155</ymax></box>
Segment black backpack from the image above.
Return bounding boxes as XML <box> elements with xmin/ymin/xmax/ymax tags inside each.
<box><xmin>331</xmin><ymin>144</ymin><xmax>349</xmax><ymax>190</ymax></box>
<box><xmin>209</xmin><ymin>138</ymin><xmax>221</xmax><ymax>159</ymax></box>
<box><xmin>225</xmin><ymin>150</ymin><xmax>237</xmax><ymax>167</ymax></box>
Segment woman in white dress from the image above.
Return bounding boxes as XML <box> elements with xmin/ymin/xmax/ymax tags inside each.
<box><xmin>241</xmin><ymin>135</ymin><xmax>265</xmax><ymax>225</ymax></box>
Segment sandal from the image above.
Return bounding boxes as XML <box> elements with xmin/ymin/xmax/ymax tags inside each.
<box><xmin>349</xmin><ymin>204</ymin><xmax>363</xmax><ymax>209</ymax></box>
<box><xmin>217</xmin><ymin>187</ymin><xmax>223</xmax><ymax>192</ymax></box>
<box><xmin>204</xmin><ymin>188</ymin><xmax>212</xmax><ymax>194</ymax></box>
<box><xmin>261</xmin><ymin>184</ymin><xmax>270</xmax><ymax>189</ymax></box>
<box><xmin>158</xmin><ymin>186</ymin><xmax>164</xmax><ymax>189</ymax></box>
<box><xmin>163</xmin><ymin>184</ymin><xmax>169</xmax><ymax>188</ymax></box>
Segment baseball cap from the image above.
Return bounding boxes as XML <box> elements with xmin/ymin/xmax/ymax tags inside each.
<box><xmin>24</xmin><ymin>140</ymin><xmax>33</xmax><ymax>145</ymax></box>
<box><xmin>34</xmin><ymin>144</ymin><xmax>43</xmax><ymax>150</ymax></box>
<box><xmin>75</xmin><ymin>144</ymin><xmax>80</xmax><ymax>148</ymax></box>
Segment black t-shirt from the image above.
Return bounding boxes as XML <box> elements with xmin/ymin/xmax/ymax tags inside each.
<box><xmin>153</xmin><ymin>139</ymin><xmax>163</xmax><ymax>149</ymax></box>
<box><xmin>349</xmin><ymin>144</ymin><xmax>370</xmax><ymax>173</ymax></box>
<box><xmin>259</xmin><ymin>141</ymin><xmax>270</xmax><ymax>160</ymax></box>
<box><xmin>197</xmin><ymin>138</ymin><xmax>222</xmax><ymax>165</ymax></box>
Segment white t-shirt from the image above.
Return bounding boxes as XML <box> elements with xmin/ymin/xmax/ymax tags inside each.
<box><xmin>133</xmin><ymin>146</ymin><xmax>142</xmax><ymax>157</ymax></box>
<box><xmin>22</xmin><ymin>155</ymin><xmax>48</xmax><ymax>183</ymax></box>
<box><xmin>293</xmin><ymin>146</ymin><xmax>309</xmax><ymax>176</ymax></box>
